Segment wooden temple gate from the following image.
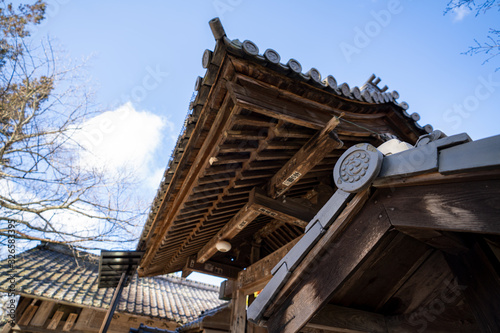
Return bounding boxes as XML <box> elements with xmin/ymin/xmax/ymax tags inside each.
<box><xmin>136</xmin><ymin>18</ymin><xmax>500</xmax><ymax>333</ymax></box>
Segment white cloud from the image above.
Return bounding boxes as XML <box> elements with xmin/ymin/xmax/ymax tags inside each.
<box><xmin>73</xmin><ymin>102</ymin><xmax>168</xmax><ymax>176</ymax></box>
<box><xmin>451</xmin><ymin>3</ymin><xmax>471</xmax><ymax>22</ymax></box>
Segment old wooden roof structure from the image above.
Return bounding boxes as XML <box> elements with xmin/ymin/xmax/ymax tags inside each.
<box><xmin>135</xmin><ymin>18</ymin><xmax>500</xmax><ymax>333</ymax></box>
<box><xmin>246</xmin><ymin>133</ymin><xmax>500</xmax><ymax>332</ymax></box>
<box><xmin>136</xmin><ymin>18</ymin><xmax>428</xmax><ymax>278</ymax></box>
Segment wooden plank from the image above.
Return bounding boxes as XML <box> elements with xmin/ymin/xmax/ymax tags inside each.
<box><xmin>239</xmin><ymin>237</ymin><xmax>301</xmax><ymax>294</ymax></box>
<box><xmin>30</xmin><ymin>300</ymin><xmax>55</xmax><ymax>327</ymax></box>
<box><xmin>184</xmin><ymin>256</ymin><xmax>240</xmax><ymax>279</ymax></box>
<box><xmin>252</xmin><ymin>188</ymin><xmax>317</xmax><ymax>227</ymax></box>
<box><xmin>47</xmin><ymin>310</ymin><xmax>64</xmax><ymax>330</ymax></box>
<box><xmin>62</xmin><ymin>313</ymin><xmax>78</xmax><ymax>331</ymax></box>
<box><xmin>388</xmin><ymin>250</ymin><xmax>455</xmax><ymax>314</ymax></box>
<box><xmin>444</xmin><ymin>237</ymin><xmax>500</xmax><ymax>332</ymax></box>
<box><xmin>197</xmin><ymin>202</ymin><xmax>260</xmax><ymax>263</ymax></box>
<box><xmin>268</xmin><ymin>116</ymin><xmax>342</xmax><ymax>199</ymax></box>
<box><xmin>373</xmin><ymin>168</ymin><xmax>500</xmax><ymax>189</ymax></box>
<box><xmin>328</xmin><ymin>232</ymin><xmax>432</xmax><ymax>312</ymax></box>
<box><xmin>265</xmin><ymin>191</ymin><xmax>391</xmax><ymax>333</ymax></box>
<box><xmin>306</xmin><ymin>304</ymin><xmax>387</xmax><ymax>333</ymax></box>
<box><xmin>384</xmin><ymin>180</ymin><xmax>500</xmax><ymax>235</ymax></box>
<box><xmin>18</xmin><ymin>302</ymin><xmax>38</xmax><ymax>326</ymax></box>
<box><xmin>15</xmin><ymin>297</ymin><xmax>31</xmax><ymax>322</ymax></box>
<box><xmin>396</xmin><ymin>228</ymin><xmax>469</xmax><ymax>255</ymax></box>
<box><xmin>73</xmin><ymin>307</ymin><xmax>94</xmax><ymax>330</ymax></box>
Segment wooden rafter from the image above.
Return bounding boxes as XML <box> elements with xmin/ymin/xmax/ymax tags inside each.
<box><xmin>196</xmin><ymin>188</ymin><xmax>317</xmax><ymax>263</ymax></box>
<box><xmin>268</xmin><ymin>116</ymin><xmax>342</xmax><ymax>199</ymax></box>
<box><xmin>197</xmin><ymin>202</ymin><xmax>260</xmax><ymax>264</ymax></box>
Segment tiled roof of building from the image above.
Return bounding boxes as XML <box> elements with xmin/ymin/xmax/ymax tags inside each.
<box><xmin>0</xmin><ymin>243</ymin><xmax>226</xmax><ymax>324</ymax></box>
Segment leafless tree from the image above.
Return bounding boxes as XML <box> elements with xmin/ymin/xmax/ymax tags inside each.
<box><xmin>1</xmin><ymin>1</ymin><xmax>144</xmax><ymax>251</ymax></box>
<box><xmin>445</xmin><ymin>0</ymin><xmax>500</xmax><ymax>70</ymax></box>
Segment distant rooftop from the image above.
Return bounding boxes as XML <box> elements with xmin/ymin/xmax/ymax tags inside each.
<box><xmin>0</xmin><ymin>243</ymin><xmax>227</xmax><ymax>324</ymax></box>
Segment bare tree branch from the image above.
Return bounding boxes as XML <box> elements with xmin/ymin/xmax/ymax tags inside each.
<box><xmin>445</xmin><ymin>0</ymin><xmax>500</xmax><ymax>70</ymax></box>
<box><xmin>0</xmin><ymin>1</ymin><xmax>145</xmax><ymax>252</ymax></box>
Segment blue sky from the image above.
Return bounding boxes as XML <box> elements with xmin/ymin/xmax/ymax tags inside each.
<box><xmin>24</xmin><ymin>0</ymin><xmax>500</xmax><ymax>284</ymax></box>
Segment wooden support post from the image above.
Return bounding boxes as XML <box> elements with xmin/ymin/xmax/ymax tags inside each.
<box><xmin>444</xmin><ymin>237</ymin><xmax>500</xmax><ymax>332</ymax></box>
<box><xmin>268</xmin><ymin>116</ymin><xmax>342</xmax><ymax>199</ymax></box>
<box><xmin>230</xmin><ymin>288</ymin><xmax>247</xmax><ymax>333</ymax></box>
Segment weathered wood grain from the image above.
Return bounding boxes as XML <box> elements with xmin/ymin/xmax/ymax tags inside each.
<box><xmin>384</xmin><ymin>180</ymin><xmax>500</xmax><ymax>235</ymax></box>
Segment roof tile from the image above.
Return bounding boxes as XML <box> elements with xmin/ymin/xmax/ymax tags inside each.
<box><xmin>0</xmin><ymin>244</ymin><xmax>226</xmax><ymax>324</ymax></box>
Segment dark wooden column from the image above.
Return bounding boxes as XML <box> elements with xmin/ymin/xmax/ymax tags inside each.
<box><xmin>444</xmin><ymin>237</ymin><xmax>500</xmax><ymax>332</ymax></box>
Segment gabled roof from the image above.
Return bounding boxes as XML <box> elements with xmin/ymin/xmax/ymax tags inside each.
<box><xmin>137</xmin><ymin>18</ymin><xmax>430</xmax><ymax>277</ymax></box>
<box><xmin>0</xmin><ymin>243</ymin><xmax>226</xmax><ymax>324</ymax></box>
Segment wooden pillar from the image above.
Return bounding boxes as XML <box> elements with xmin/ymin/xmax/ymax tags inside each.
<box><xmin>444</xmin><ymin>237</ymin><xmax>500</xmax><ymax>332</ymax></box>
<box><xmin>230</xmin><ymin>288</ymin><xmax>247</xmax><ymax>333</ymax></box>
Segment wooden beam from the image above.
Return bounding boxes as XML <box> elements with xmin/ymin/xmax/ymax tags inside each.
<box><xmin>197</xmin><ymin>202</ymin><xmax>260</xmax><ymax>263</ymax></box>
<box><xmin>62</xmin><ymin>313</ymin><xmax>78</xmax><ymax>331</ymax></box>
<box><xmin>18</xmin><ymin>300</ymin><xmax>38</xmax><ymax>326</ymax></box>
<box><xmin>47</xmin><ymin>310</ymin><xmax>64</xmax><ymax>330</ymax></box>
<box><xmin>268</xmin><ymin>116</ymin><xmax>342</xmax><ymax>199</ymax></box>
<box><xmin>265</xmin><ymin>191</ymin><xmax>391</xmax><ymax>333</ymax></box>
<box><xmin>384</xmin><ymin>180</ymin><xmax>500</xmax><ymax>235</ymax></box>
<box><xmin>184</xmin><ymin>256</ymin><xmax>240</xmax><ymax>279</ymax></box>
<box><xmin>444</xmin><ymin>237</ymin><xmax>500</xmax><ymax>332</ymax></box>
<box><xmin>30</xmin><ymin>300</ymin><xmax>55</xmax><ymax>327</ymax></box>
<box><xmin>252</xmin><ymin>188</ymin><xmax>317</xmax><ymax>227</ymax></box>
<box><xmin>239</xmin><ymin>237</ymin><xmax>301</xmax><ymax>294</ymax></box>
<box><xmin>227</xmin><ymin>80</ymin><xmax>326</xmax><ymax>131</ymax></box>
<box><xmin>197</xmin><ymin>186</ymin><xmax>317</xmax><ymax>264</ymax></box>
<box><xmin>306</xmin><ymin>304</ymin><xmax>387</xmax><ymax>333</ymax></box>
